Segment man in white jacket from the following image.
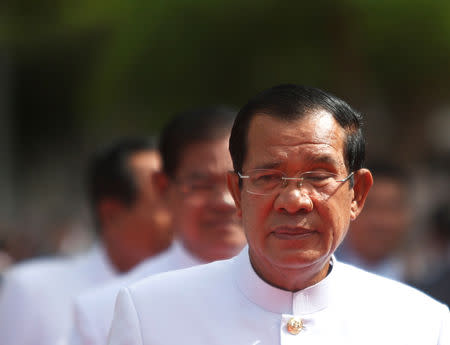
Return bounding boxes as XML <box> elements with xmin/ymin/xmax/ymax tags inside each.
<box><xmin>0</xmin><ymin>137</ymin><xmax>172</xmax><ymax>345</ymax></box>
<box><xmin>69</xmin><ymin>106</ymin><xmax>247</xmax><ymax>345</ymax></box>
<box><xmin>108</xmin><ymin>85</ymin><xmax>449</xmax><ymax>345</ymax></box>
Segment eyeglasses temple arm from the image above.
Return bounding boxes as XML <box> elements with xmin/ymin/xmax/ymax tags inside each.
<box><xmin>237</xmin><ymin>172</ymin><xmax>250</xmax><ymax>179</ymax></box>
<box><xmin>338</xmin><ymin>171</ymin><xmax>354</xmax><ymax>182</ymax></box>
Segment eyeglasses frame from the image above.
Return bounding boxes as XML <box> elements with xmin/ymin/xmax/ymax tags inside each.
<box><xmin>237</xmin><ymin>170</ymin><xmax>355</xmax><ymax>195</ymax></box>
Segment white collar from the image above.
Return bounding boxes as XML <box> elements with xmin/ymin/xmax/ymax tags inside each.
<box><xmin>76</xmin><ymin>244</ymin><xmax>118</xmax><ymax>282</ymax></box>
<box><xmin>233</xmin><ymin>246</ymin><xmax>336</xmax><ymax>315</ymax></box>
<box><xmin>171</xmin><ymin>240</ymin><xmax>204</xmax><ymax>269</ymax></box>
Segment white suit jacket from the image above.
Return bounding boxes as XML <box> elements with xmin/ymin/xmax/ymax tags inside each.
<box><xmin>108</xmin><ymin>246</ymin><xmax>450</xmax><ymax>345</ymax></box>
<box><xmin>70</xmin><ymin>242</ymin><xmax>202</xmax><ymax>345</ymax></box>
<box><xmin>0</xmin><ymin>245</ymin><xmax>116</xmax><ymax>345</ymax></box>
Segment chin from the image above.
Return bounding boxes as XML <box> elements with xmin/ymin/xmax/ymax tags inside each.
<box><xmin>270</xmin><ymin>249</ymin><xmax>327</xmax><ymax>269</ymax></box>
<box><xmin>212</xmin><ymin>245</ymin><xmax>242</xmax><ymax>261</ymax></box>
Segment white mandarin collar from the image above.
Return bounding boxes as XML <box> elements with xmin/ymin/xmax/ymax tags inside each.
<box><xmin>79</xmin><ymin>243</ymin><xmax>118</xmax><ymax>283</ymax></box>
<box><xmin>172</xmin><ymin>240</ymin><xmax>204</xmax><ymax>269</ymax></box>
<box><xmin>233</xmin><ymin>246</ymin><xmax>336</xmax><ymax>315</ymax></box>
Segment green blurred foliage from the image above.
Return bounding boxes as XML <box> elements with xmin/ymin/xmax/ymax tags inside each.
<box><xmin>3</xmin><ymin>0</ymin><xmax>450</xmax><ymax>139</ymax></box>
<box><xmin>2</xmin><ymin>0</ymin><xmax>449</xmax><ymax>255</ymax></box>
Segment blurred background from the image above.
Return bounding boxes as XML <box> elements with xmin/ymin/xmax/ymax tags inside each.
<box><xmin>0</xmin><ymin>0</ymin><xmax>449</xmax><ymax>280</ymax></box>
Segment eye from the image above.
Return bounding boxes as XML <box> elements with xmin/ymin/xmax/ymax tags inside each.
<box><xmin>258</xmin><ymin>174</ymin><xmax>279</xmax><ymax>181</ymax></box>
<box><xmin>251</xmin><ymin>171</ymin><xmax>282</xmax><ymax>186</ymax></box>
<box><xmin>306</xmin><ymin>172</ymin><xmax>331</xmax><ymax>180</ymax></box>
<box><xmin>302</xmin><ymin>172</ymin><xmax>335</xmax><ymax>186</ymax></box>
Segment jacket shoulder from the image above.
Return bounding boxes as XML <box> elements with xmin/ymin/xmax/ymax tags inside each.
<box><xmin>126</xmin><ymin>258</ymin><xmax>233</xmax><ymax>309</ymax></box>
<box><xmin>2</xmin><ymin>256</ymin><xmax>73</xmax><ymax>289</ymax></box>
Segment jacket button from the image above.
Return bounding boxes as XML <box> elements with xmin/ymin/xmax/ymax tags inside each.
<box><xmin>287</xmin><ymin>317</ymin><xmax>303</xmax><ymax>335</ymax></box>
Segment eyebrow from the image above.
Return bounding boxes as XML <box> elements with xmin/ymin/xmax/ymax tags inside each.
<box><xmin>252</xmin><ymin>162</ymin><xmax>283</xmax><ymax>170</ymax></box>
<box><xmin>306</xmin><ymin>155</ymin><xmax>340</xmax><ymax>167</ymax></box>
<box><xmin>252</xmin><ymin>155</ymin><xmax>340</xmax><ymax>171</ymax></box>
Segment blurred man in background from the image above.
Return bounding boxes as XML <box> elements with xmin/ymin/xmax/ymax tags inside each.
<box><xmin>336</xmin><ymin>161</ymin><xmax>412</xmax><ymax>281</ymax></box>
<box><xmin>0</xmin><ymin>137</ymin><xmax>172</xmax><ymax>345</ymax></box>
<box><xmin>0</xmin><ymin>239</ymin><xmax>13</xmax><ymax>273</ymax></box>
<box><xmin>415</xmin><ymin>201</ymin><xmax>450</xmax><ymax>305</ymax></box>
<box><xmin>69</xmin><ymin>106</ymin><xmax>247</xmax><ymax>345</ymax></box>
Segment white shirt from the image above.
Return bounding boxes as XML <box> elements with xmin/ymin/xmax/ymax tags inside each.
<box><xmin>108</xmin><ymin>246</ymin><xmax>450</xmax><ymax>345</ymax></box>
<box><xmin>0</xmin><ymin>245</ymin><xmax>117</xmax><ymax>345</ymax></box>
<box><xmin>70</xmin><ymin>242</ymin><xmax>202</xmax><ymax>345</ymax></box>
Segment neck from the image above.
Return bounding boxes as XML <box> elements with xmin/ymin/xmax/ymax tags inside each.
<box><xmin>104</xmin><ymin>239</ymin><xmax>170</xmax><ymax>273</ymax></box>
<box><xmin>249</xmin><ymin>252</ymin><xmax>331</xmax><ymax>292</ymax></box>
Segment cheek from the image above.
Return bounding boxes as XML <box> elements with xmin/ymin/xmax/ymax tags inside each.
<box><xmin>316</xmin><ymin>194</ymin><xmax>351</xmax><ymax>239</ymax></box>
<box><xmin>241</xmin><ymin>196</ymin><xmax>273</xmax><ymax>235</ymax></box>
<box><xmin>183</xmin><ymin>198</ymin><xmax>207</xmax><ymax>225</ymax></box>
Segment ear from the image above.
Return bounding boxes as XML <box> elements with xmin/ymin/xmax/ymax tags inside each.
<box><xmin>227</xmin><ymin>171</ymin><xmax>242</xmax><ymax>218</ymax></box>
<box><xmin>153</xmin><ymin>171</ymin><xmax>169</xmax><ymax>197</ymax></box>
<box><xmin>97</xmin><ymin>198</ymin><xmax>126</xmax><ymax>230</ymax></box>
<box><xmin>349</xmin><ymin>168</ymin><xmax>373</xmax><ymax>221</ymax></box>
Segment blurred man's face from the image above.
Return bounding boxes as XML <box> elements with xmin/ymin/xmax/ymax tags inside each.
<box><xmin>168</xmin><ymin>137</ymin><xmax>246</xmax><ymax>262</ymax></box>
<box><xmin>346</xmin><ymin>177</ymin><xmax>411</xmax><ymax>263</ymax></box>
<box><xmin>107</xmin><ymin>150</ymin><xmax>172</xmax><ymax>272</ymax></box>
<box><xmin>228</xmin><ymin>111</ymin><xmax>372</xmax><ymax>290</ymax></box>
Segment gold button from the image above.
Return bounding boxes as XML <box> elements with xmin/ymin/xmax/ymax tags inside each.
<box><xmin>287</xmin><ymin>317</ymin><xmax>303</xmax><ymax>335</ymax></box>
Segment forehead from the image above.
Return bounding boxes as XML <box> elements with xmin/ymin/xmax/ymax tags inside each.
<box><xmin>128</xmin><ymin>150</ymin><xmax>161</xmax><ymax>187</ymax></box>
<box><xmin>176</xmin><ymin>137</ymin><xmax>232</xmax><ymax>176</ymax></box>
<box><xmin>244</xmin><ymin>110</ymin><xmax>347</xmax><ymax>170</ymax></box>
<box><xmin>128</xmin><ymin>150</ymin><xmax>161</xmax><ymax>173</ymax></box>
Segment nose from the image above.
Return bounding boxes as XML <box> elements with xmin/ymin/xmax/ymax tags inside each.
<box><xmin>274</xmin><ymin>183</ymin><xmax>313</xmax><ymax>214</ymax></box>
<box><xmin>210</xmin><ymin>185</ymin><xmax>236</xmax><ymax>211</ymax></box>
<box><xmin>222</xmin><ymin>190</ymin><xmax>235</xmax><ymax>206</ymax></box>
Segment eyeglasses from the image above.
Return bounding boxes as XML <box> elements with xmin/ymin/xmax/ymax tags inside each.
<box><xmin>238</xmin><ymin>169</ymin><xmax>354</xmax><ymax>195</ymax></box>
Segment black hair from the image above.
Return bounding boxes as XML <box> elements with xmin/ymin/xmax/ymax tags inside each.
<box><xmin>430</xmin><ymin>201</ymin><xmax>450</xmax><ymax>241</ymax></box>
<box><xmin>229</xmin><ymin>84</ymin><xmax>365</xmax><ymax>177</ymax></box>
<box><xmin>87</xmin><ymin>137</ymin><xmax>157</xmax><ymax>231</ymax></box>
<box><xmin>159</xmin><ymin>105</ymin><xmax>237</xmax><ymax>178</ymax></box>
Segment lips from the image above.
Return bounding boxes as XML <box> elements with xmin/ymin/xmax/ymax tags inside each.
<box><xmin>271</xmin><ymin>226</ymin><xmax>316</xmax><ymax>240</ymax></box>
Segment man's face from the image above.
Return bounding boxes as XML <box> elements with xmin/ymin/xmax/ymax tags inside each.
<box><xmin>346</xmin><ymin>177</ymin><xmax>410</xmax><ymax>263</ymax></box>
<box><xmin>228</xmin><ymin>111</ymin><xmax>371</xmax><ymax>288</ymax></box>
<box><xmin>168</xmin><ymin>137</ymin><xmax>246</xmax><ymax>262</ymax></box>
<box><xmin>117</xmin><ymin>151</ymin><xmax>172</xmax><ymax>269</ymax></box>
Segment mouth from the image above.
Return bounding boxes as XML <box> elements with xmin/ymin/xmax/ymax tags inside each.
<box><xmin>271</xmin><ymin>226</ymin><xmax>317</xmax><ymax>240</ymax></box>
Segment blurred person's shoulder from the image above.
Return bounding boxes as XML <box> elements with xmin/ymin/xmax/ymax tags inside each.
<box><xmin>336</xmin><ymin>260</ymin><xmax>448</xmax><ymax>315</ymax></box>
<box><xmin>72</xmin><ymin>246</ymin><xmax>178</xmax><ymax>344</ymax></box>
<box><xmin>75</xmin><ymin>245</ymin><xmax>175</xmax><ymax>309</ymax></box>
<box><xmin>0</xmin><ymin>254</ymin><xmax>75</xmax><ymax>303</ymax></box>
<box><xmin>1</xmin><ymin>245</ymin><xmax>110</xmax><ymax>293</ymax></box>
<box><xmin>2</xmin><ymin>255</ymin><xmax>73</xmax><ymax>285</ymax></box>
<box><xmin>419</xmin><ymin>265</ymin><xmax>450</xmax><ymax>307</ymax></box>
